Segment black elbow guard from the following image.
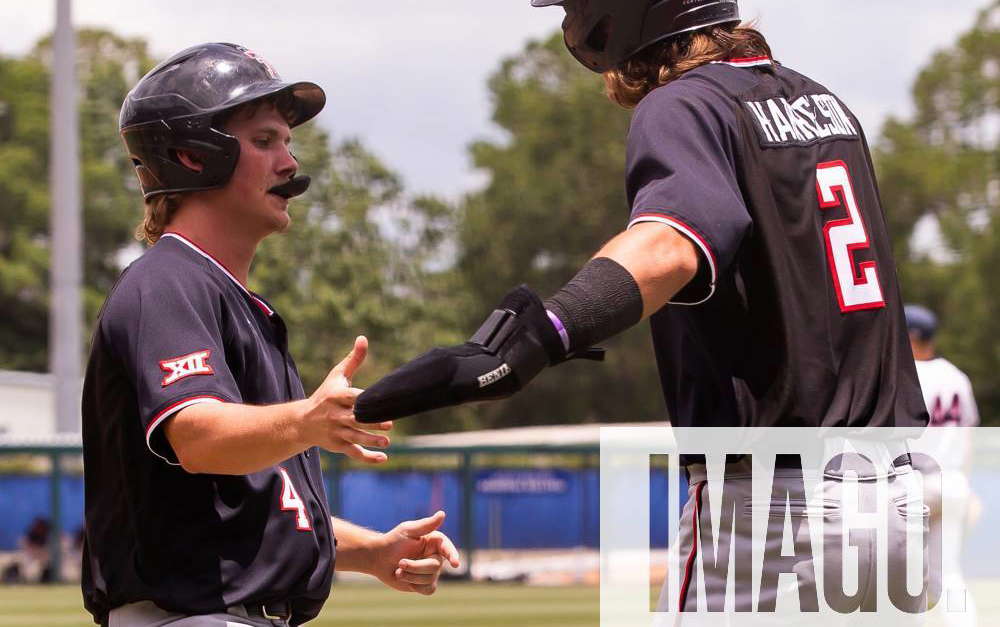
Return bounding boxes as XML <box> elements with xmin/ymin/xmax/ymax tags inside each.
<box><xmin>354</xmin><ymin>286</ymin><xmax>603</xmax><ymax>422</ymax></box>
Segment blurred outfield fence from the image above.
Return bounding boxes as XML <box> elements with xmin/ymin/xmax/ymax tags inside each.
<box><xmin>0</xmin><ymin>442</ymin><xmax>689</xmax><ymax>584</ymax></box>
<box><xmin>5</xmin><ymin>433</ymin><xmax>999</xmax><ymax>592</ymax></box>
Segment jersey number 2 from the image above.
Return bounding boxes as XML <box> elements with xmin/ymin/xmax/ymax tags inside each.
<box><xmin>815</xmin><ymin>161</ymin><xmax>886</xmax><ymax>312</ymax></box>
<box><xmin>278</xmin><ymin>467</ymin><xmax>312</xmax><ymax>531</ymax></box>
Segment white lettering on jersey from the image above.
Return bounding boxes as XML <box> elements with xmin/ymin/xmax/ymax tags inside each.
<box><xmin>159</xmin><ymin>349</ymin><xmax>214</xmax><ymax>387</ymax></box>
<box><xmin>766</xmin><ymin>98</ymin><xmax>797</xmax><ymax>142</ymax></box>
<box><xmin>815</xmin><ymin>161</ymin><xmax>886</xmax><ymax>312</ymax></box>
<box><xmin>813</xmin><ymin>95</ymin><xmax>845</xmax><ymax>135</ymax></box>
<box><xmin>278</xmin><ymin>467</ymin><xmax>313</xmax><ymax>531</ymax></box>
<box><xmin>787</xmin><ymin>97</ymin><xmax>816</xmax><ymax>141</ymax></box>
<box><xmin>791</xmin><ymin>96</ymin><xmax>824</xmax><ymax>139</ymax></box>
<box><xmin>746</xmin><ymin>101</ymin><xmax>778</xmax><ymax>143</ymax></box>
<box><xmin>745</xmin><ymin>93</ymin><xmax>859</xmax><ymax>147</ymax></box>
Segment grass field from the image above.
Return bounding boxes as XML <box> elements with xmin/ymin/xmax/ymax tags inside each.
<box><xmin>0</xmin><ymin>582</ymin><xmax>600</xmax><ymax>626</ymax></box>
<box><xmin>3</xmin><ymin>580</ymin><xmax>999</xmax><ymax>626</ymax></box>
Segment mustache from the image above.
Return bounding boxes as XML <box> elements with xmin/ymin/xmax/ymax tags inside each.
<box><xmin>267</xmin><ymin>175</ymin><xmax>311</xmax><ymax>199</ymax></box>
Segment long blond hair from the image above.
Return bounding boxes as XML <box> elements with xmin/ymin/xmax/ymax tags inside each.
<box><xmin>136</xmin><ymin>193</ymin><xmax>182</xmax><ymax>245</ymax></box>
<box><xmin>603</xmin><ymin>23</ymin><xmax>773</xmax><ymax>109</ymax></box>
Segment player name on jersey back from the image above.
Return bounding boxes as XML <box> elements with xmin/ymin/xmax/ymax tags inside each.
<box><xmin>744</xmin><ymin>93</ymin><xmax>858</xmax><ymax>147</ymax></box>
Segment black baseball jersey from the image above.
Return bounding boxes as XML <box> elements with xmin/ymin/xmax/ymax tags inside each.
<box><xmin>81</xmin><ymin>233</ymin><xmax>333</xmax><ymax>626</ymax></box>
<box><xmin>626</xmin><ymin>57</ymin><xmax>927</xmax><ymax>430</ymax></box>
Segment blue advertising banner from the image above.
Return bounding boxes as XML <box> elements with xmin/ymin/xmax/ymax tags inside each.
<box><xmin>475</xmin><ymin>469</ymin><xmax>572</xmax><ymax>495</ymax></box>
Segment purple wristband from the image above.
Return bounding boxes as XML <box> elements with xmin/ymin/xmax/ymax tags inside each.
<box><xmin>546</xmin><ymin>309</ymin><xmax>571</xmax><ymax>352</ymax></box>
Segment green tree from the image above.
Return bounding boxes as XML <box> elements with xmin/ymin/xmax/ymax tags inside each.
<box><xmin>0</xmin><ymin>31</ymin><xmax>461</xmax><ymax>436</ymax></box>
<box><xmin>875</xmin><ymin>1</ymin><xmax>1000</xmax><ymax>422</ymax></box>
<box><xmin>451</xmin><ymin>33</ymin><xmax>665</xmax><ymax>428</ymax></box>
<box><xmin>252</xmin><ymin>131</ymin><xmax>463</xmax><ymax>398</ymax></box>
<box><xmin>0</xmin><ymin>29</ymin><xmax>155</xmax><ymax>371</ymax></box>
<box><xmin>0</xmin><ymin>53</ymin><xmax>48</xmax><ymax>370</ymax></box>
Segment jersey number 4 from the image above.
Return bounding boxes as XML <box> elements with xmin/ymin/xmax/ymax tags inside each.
<box><xmin>278</xmin><ymin>467</ymin><xmax>313</xmax><ymax>531</ymax></box>
<box><xmin>815</xmin><ymin>161</ymin><xmax>886</xmax><ymax>313</ymax></box>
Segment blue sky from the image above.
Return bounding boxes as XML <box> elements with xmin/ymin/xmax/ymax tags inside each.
<box><xmin>3</xmin><ymin>0</ymin><xmax>990</xmax><ymax>199</ymax></box>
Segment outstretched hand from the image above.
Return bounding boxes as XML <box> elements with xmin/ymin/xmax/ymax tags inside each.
<box><xmin>354</xmin><ymin>286</ymin><xmax>601</xmax><ymax>423</ymax></box>
<box><xmin>304</xmin><ymin>336</ymin><xmax>393</xmax><ymax>463</ymax></box>
<box><xmin>372</xmin><ymin>511</ymin><xmax>461</xmax><ymax>595</ymax></box>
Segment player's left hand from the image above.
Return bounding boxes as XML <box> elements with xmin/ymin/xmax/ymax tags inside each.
<box><xmin>371</xmin><ymin>510</ymin><xmax>460</xmax><ymax>595</ymax></box>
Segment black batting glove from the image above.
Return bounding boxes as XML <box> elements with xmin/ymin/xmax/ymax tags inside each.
<box><xmin>354</xmin><ymin>286</ymin><xmax>603</xmax><ymax>423</ymax></box>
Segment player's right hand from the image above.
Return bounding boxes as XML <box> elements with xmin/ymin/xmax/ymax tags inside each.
<box><xmin>304</xmin><ymin>335</ymin><xmax>393</xmax><ymax>463</ymax></box>
<box><xmin>354</xmin><ymin>286</ymin><xmax>604</xmax><ymax>423</ymax></box>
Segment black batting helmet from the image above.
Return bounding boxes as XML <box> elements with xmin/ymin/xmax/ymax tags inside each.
<box><xmin>120</xmin><ymin>42</ymin><xmax>325</xmax><ymax>199</ymax></box>
<box><xmin>531</xmin><ymin>0</ymin><xmax>741</xmax><ymax>73</ymax></box>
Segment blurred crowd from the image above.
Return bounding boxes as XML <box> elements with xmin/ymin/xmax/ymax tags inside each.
<box><xmin>0</xmin><ymin>517</ymin><xmax>83</xmax><ymax>584</ymax></box>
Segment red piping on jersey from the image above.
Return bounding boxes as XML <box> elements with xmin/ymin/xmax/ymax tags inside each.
<box><xmin>145</xmin><ymin>394</ymin><xmax>226</xmax><ymax>441</ymax></box>
<box><xmin>678</xmin><ymin>480</ymin><xmax>705</xmax><ymax>611</ymax></box>
<box><xmin>726</xmin><ymin>56</ymin><xmax>770</xmax><ymax>64</ymax></box>
<box><xmin>162</xmin><ymin>232</ymin><xmax>244</xmax><ymax>285</ymax></box>
<box><xmin>162</xmin><ymin>232</ymin><xmax>275</xmax><ymax>316</ymax></box>
<box><xmin>630</xmin><ymin>213</ymin><xmax>719</xmax><ymax>275</ymax></box>
<box><xmin>250</xmin><ymin>296</ymin><xmax>274</xmax><ymax>317</ymax></box>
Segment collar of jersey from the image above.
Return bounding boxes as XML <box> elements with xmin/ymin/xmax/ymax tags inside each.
<box><xmin>713</xmin><ymin>56</ymin><xmax>773</xmax><ymax>68</ymax></box>
<box><xmin>160</xmin><ymin>232</ymin><xmax>275</xmax><ymax>316</ymax></box>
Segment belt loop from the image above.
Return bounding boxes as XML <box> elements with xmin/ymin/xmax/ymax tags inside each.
<box><xmin>263</xmin><ymin>604</ymin><xmax>286</xmax><ymax>621</ymax></box>
<box><xmin>236</xmin><ymin>601</ymin><xmax>291</xmax><ymax>623</ymax></box>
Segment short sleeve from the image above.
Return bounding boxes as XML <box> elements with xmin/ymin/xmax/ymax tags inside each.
<box><xmin>625</xmin><ymin>81</ymin><xmax>752</xmax><ymax>304</ymax></box>
<box><xmin>102</xmin><ymin>271</ymin><xmax>242</xmax><ymax>465</ymax></box>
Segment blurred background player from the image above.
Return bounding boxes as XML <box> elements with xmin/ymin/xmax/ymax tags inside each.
<box><xmin>907</xmin><ymin>304</ymin><xmax>981</xmax><ymax>625</ymax></box>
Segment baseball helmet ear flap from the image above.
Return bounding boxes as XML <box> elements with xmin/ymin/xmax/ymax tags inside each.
<box><xmin>122</xmin><ymin>118</ymin><xmax>241</xmax><ymax>199</ymax></box>
<box><xmin>583</xmin><ymin>14</ymin><xmax>612</xmax><ymax>54</ymax></box>
<box><xmin>559</xmin><ymin>2</ymin><xmax>648</xmax><ymax>73</ymax></box>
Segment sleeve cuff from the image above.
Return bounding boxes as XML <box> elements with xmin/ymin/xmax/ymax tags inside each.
<box><xmin>145</xmin><ymin>395</ymin><xmax>226</xmax><ymax>465</ymax></box>
<box><xmin>627</xmin><ymin>213</ymin><xmax>718</xmax><ymax>305</ymax></box>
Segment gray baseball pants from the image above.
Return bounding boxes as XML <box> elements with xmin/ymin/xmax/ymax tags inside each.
<box><xmin>657</xmin><ymin>456</ymin><xmax>930</xmax><ymax>621</ymax></box>
<box><xmin>107</xmin><ymin>600</ymin><xmax>289</xmax><ymax>627</ymax></box>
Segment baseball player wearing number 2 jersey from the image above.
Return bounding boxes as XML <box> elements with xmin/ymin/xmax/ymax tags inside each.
<box><xmin>355</xmin><ymin>0</ymin><xmax>929</xmax><ymax>619</ymax></box>
<box><xmin>81</xmin><ymin>43</ymin><xmax>459</xmax><ymax>627</ymax></box>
